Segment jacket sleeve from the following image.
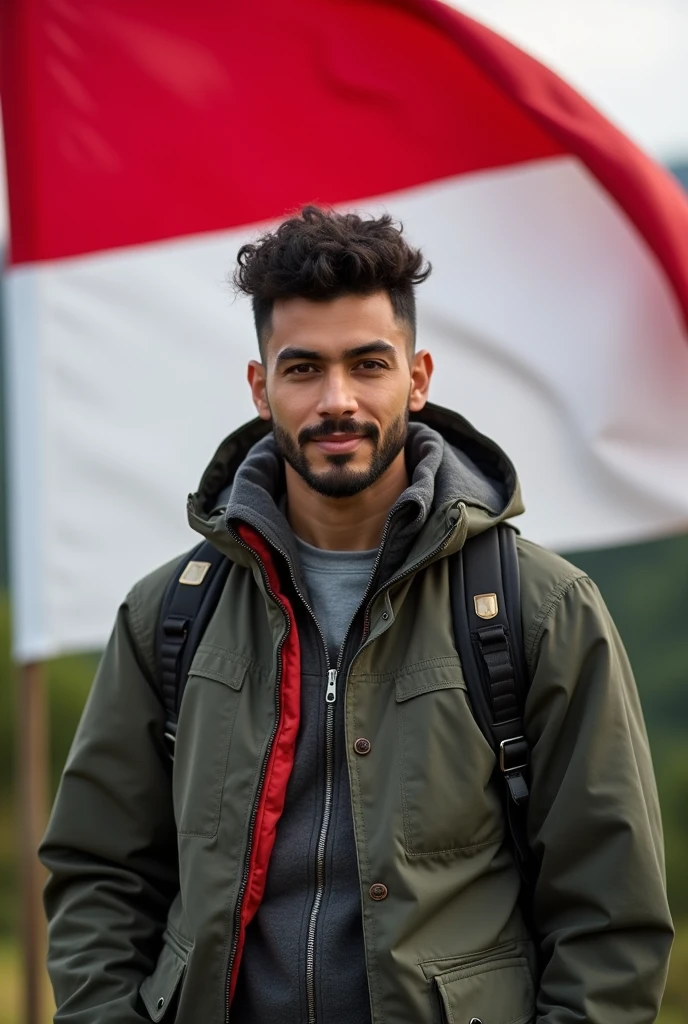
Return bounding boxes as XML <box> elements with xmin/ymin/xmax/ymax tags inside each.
<box><xmin>39</xmin><ymin>582</ymin><xmax>179</xmax><ymax>1022</ymax></box>
<box><xmin>525</xmin><ymin>573</ymin><xmax>673</xmax><ymax>1023</ymax></box>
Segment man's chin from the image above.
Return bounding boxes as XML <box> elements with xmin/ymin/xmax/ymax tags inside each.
<box><xmin>304</xmin><ymin>448</ymin><xmax>367</xmax><ymax>474</ymax></box>
<box><xmin>302</xmin><ymin>463</ymin><xmax>375</xmax><ymax>499</ymax></box>
<box><xmin>321</xmin><ymin>452</ymin><xmax>358</xmax><ymax>468</ymax></box>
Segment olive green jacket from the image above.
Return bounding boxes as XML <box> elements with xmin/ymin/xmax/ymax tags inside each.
<box><xmin>40</xmin><ymin>405</ymin><xmax>673</xmax><ymax>1023</ymax></box>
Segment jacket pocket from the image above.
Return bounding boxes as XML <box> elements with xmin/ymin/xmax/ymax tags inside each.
<box><xmin>396</xmin><ymin>660</ymin><xmax>503</xmax><ymax>855</ymax></box>
<box><xmin>435</xmin><ymin>954</ymin><xmax>534</xmax><ymax>1024</ymax></box>
<box><xmin>173</xmin><ymin>644</ymin><xmax>249</xmax><ymax>838</ymax></box>
<box><xmin>140</xmin><ymin>930</ymin><xmax>190</xmax><ymax>1021</ymax></box>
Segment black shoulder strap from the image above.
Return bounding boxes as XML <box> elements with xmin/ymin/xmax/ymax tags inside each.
<box><xmin>450</xmin><ymin>523</ymin><xmax>534</xmax><ymax>885</ymax></box>
<box><xmin>156</xmin><ymin>540</ymin><xmax>231</xmax><ymax>757</ymax></box>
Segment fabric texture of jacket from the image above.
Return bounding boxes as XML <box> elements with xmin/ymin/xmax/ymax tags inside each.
<box><xmin>40</xmin><ymin>402</ymin><xmax>673</xmax><ymax>1024</ymax></box>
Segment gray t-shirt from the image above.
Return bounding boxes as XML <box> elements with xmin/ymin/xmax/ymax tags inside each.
<box><xmin>295</xmin><ymin>535</ymin><xmax>377</xmax><ymax>666</ymax></box>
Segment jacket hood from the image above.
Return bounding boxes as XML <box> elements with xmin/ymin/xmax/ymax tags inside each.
<box><xmin>190</xmin><ymin>401</ymin><xmax>523</xmax><ymax>539</ymax></box>
<box><xmin>187</xmin><ymin>402</ymin><xmax>524</xmax><ymax>595</ymax></box>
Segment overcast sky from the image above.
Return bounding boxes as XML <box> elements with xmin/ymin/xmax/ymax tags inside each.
<box><xmin>454</xmin><ymin>0</ymin><xmax>688</xmax><ymax>160</ymax></box>
<box><xmin>1</xmin><ymin>0</ymin><xmax>686</xmax><ymax>244</ymax></box>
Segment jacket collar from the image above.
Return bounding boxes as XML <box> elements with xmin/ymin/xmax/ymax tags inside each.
<box><xmin>187</xmin><ymin>402</ymin><xmax>524</xmax><ymax>586</ymax></box>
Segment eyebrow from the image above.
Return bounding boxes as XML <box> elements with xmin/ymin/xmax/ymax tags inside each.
<box><xmin>275</xmin><ymin>340</ymin><xmax>399</xmax><ymax>364</ymax></box>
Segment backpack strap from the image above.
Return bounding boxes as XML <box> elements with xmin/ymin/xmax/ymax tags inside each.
<box><xmin>156</xmin><ymin>540</ymin><xmax>231</xmax><ymax>758</ymax></box>
<box><xmin>450</xmin><ymin>523</ymin><xmax>534</xmax><ymax>884</ymax></box>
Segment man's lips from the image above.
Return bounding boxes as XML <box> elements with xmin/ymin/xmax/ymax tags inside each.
<box><xmin>310</xmin><ymin>434</ymin><xmax>366</xmax><ymax>453</ymax></box>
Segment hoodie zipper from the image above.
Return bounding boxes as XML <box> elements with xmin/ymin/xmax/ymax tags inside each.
<box><xmin>301</xmin><ymin>499</ymin><xmax>430</xmax><ymax>1023</ymax></box>
<box><xmin>304</xmin><ymin>618</ymin><xmax>361</xmax><ymax>1022</ymax></box>
<box><xmin>301</xmin><ymin>503</ymin><xmax>409</xmax><ymax>1024</ymax></box>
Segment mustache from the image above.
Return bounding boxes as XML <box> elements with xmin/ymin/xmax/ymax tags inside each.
<box><xmin>298</xmin><ymin>419</ymin><xmax>379</xmax><ymax>447</ymax></box>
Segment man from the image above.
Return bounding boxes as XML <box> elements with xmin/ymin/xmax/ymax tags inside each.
<box><xmin>40</xmin><ymin>207</ymin><xmax>672</xmax><ymax>1023</ymax></box>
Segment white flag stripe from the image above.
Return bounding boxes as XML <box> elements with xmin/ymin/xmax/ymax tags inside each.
<box><xmin>6</xmin><ymin>155</ymin><xmax>688</xmax><ymax>659</ymax></box>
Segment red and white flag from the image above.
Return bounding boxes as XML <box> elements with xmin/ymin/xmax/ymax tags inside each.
<box><xmin>2</xmin><ymin>0</ymin><xmax>688</xmax><ymax>659</ymax></box>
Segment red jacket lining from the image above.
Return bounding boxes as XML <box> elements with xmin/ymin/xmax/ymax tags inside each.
<box><xmin>229</xmin><ymin>524</ymin><xmax>302</xmax><ymax>1003</ymax></box>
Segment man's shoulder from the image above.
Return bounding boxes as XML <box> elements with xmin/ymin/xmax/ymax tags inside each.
<box><xmin>515</xmin><ymin>534</ymin><xmax>587</xmax><ymax>595</ymax></box>
<box><xmin>514</xmin><ymin>534</ymin><xmax>590</xmax><ymax>646</ymax></box>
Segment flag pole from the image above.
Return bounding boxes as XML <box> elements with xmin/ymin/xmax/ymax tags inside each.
<box><xmin>17</xmin><ymin>660</ymin><xmax>49</xmax><ymax>1024</ymax></box>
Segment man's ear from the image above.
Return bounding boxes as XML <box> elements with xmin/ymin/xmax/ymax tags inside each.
<box><xmin>409</xmin><ymin>350</ymin><xmax>434</xmax><ymax>413</ymax></box>
<box><xmin>247</xmin><ymin>360</ymin><xmax>272</xmax><ymax>421</ymax></box>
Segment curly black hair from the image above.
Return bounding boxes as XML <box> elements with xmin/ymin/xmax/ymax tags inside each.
<box><xmin>234</xmin><ymin>206</ymin><xmax>431</xmax><ymax>358</ymax></box>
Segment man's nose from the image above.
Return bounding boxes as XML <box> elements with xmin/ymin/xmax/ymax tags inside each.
<box><xmin>315</xmin><ymin>369</ymin><xmax>359</xmax><ymax>419</ymax></box>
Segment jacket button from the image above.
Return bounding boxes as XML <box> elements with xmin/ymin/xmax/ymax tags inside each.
<box><xmin>354</xmin><ymin>737</ymin><xmax>371</xmax><ymax>755</ymax></box>
<box><xmin>469</xmin><ymin>1019</ymin><xmax>483</xmax><ymax>1024</ymax></box>
<box><xmin>157</xmin><ymin>997</ymin><xmax>165</xmax><ymax>1010</ymax></box>
<box><xmin>369</xmin><ymin>883</ymin><xmax>388</xmax><ymax>901</ymax></box>
<box><xmin>382</xmin><ymin>611</ymin><xmax>389</xmax><ymax>620</ymax></box>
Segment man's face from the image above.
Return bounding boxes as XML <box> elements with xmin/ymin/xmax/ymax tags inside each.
<box><xmin>248</xmin><ymin>292</ymin><xmax>433</xmax><ymax>499</ymax></box>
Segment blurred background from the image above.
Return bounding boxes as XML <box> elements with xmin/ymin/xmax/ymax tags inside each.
<box><xmin>1</xmin><ymin>1</ymin><xmax>687</xmax><ymax>1022</ymax></box>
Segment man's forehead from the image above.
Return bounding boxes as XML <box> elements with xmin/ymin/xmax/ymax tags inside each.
<box><xmin>267</xmin><ymin>293</ymin><xmax>408</xmax><ymax>357</ymax></box>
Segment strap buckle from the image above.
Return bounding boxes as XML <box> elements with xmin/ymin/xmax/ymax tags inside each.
<box><xmin>162</xmin><ymin>615</ymin><xmax>189</xmax><ymax>640</ymax></box>
<box><xmin>499</xmin><ymin>736</ymin><xmax>528</xmax><ymax>773</ymax></box>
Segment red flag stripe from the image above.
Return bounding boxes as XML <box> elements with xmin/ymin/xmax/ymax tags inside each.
<box><xmin>1</xmin><ymin>0</ymin><xmax>562</xmax><ymax>263</ymax></box>
<box><xmin>2</xmin><ymin>0</ymin><xmax>687</xmax><ymax>332</ymax></box>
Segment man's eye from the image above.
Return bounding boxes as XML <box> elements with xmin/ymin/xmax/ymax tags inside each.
<box><xmin>286</xmin><ymin>363</ymin><xmax>317</xmax><ymax>375</ymax></box>
<box><xmin>356</xmin><ymin>360</ymin><xmax>385</xmax><ymax>371</ymax></box>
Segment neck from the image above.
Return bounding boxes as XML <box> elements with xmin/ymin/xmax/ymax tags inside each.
<box><xmin>285</xmin><ymin>450</ymin><xmax>409</xmax><ymax>551</ymax></box>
